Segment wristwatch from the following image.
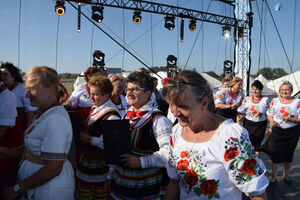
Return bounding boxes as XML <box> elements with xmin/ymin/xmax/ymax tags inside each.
<box><xmin>13</xmin><ymin>184</ymin><xmax>21</xmax><ymax>193</ymax></box>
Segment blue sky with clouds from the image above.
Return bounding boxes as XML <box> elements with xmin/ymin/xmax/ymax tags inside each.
<box><xmin>0</xmin><ymin>0</ymin><xmax>299</xmax><ymax>75</ymax></box>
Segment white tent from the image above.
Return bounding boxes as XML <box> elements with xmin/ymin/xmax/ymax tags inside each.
<box><xmin>201</xmin><ymin>73</ymin><xmax>222</xmax><ymax>88</ymax></box>
<box><xmin>266</xmin><ymin>70</ymin><xmax>300</xmax><ymax>96</ymax></box>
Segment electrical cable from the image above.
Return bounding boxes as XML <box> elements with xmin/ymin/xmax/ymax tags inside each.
<box><xmin>122</xmin><ymin>8</ymin><xmax>125</xmax><ymax>71</ymax></box>
<box><xmin>55</xmin><ymin>16</ymin><xmax>61</xmax><ymax>71</ymax></box>
<box><xmin>66</xmin><ymin>1</ymin><xmax>162</xmax><ymax>78</ymax></box>
<box><xmin>265</xmin><ymin>0</ymin><xmax>299</xmax><ymax>90</ymax></box>
<box><xmin>184</xmin><ymin>0</ymin><xmax>213</xmax><ymax>70</ymax></box>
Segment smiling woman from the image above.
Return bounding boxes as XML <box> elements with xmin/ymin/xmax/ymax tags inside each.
<box><xmin>162</xmin><ymin>70</ymin><xmax>269</xmax><ymax>200</ymax></box>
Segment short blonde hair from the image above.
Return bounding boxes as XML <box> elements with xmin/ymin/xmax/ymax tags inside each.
<box><xmin>26</xmin><ymin>66</ymin><xmax>68</xmax><ymax>104</ymax></box>
<box><xmin>229</xmin><ymin>77</ymin><xmax>242</xmax><ymax>87</ymax></box>
<box><xmin>278</xmin><ymin>81</ymin><xmax>293</xmax><ymax>98</ymax></box>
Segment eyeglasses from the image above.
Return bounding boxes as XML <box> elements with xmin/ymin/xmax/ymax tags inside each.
<box><xmin>125</xmin><ymin>87</ymin><xmax>145</xmax><ymax>93</ymax></box>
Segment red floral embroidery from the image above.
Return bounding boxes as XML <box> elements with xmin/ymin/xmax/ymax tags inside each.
<box><xmin>200</xmin><ymin>179</ymin><xmax>218</xmax><ymax>195</ymax></box>
<box><xmin>224</xmin><ymin>92</ymin><xmax>227</xmax><ymax>96</ymax></box>
<box><xmin>280</xmin><ymin>109</ymin><xmax>285</xmax><ymax>113</ymax></box>
<box><xmin>257</xmin><ymin>113</ymin><xmax>262</xmax><ymax>118</ymax></box>
<box><xmin>291</xmin><ymin>115</ymin><xmax>295</xmax><ymax>118</ymax></box>
<box><xmin>177</xmin><ymin>159</ymin><xmax>189</xmax><ymax>170</ymax></box>
<box><xmin>240</xmin><ymin>159</ymin><xmax>257</xmax><ymax>175</ymax></box>
<box><xmin>271</xmin><ymin>102</ymin><xmax>274</xmax><ymax>105</ymax></box>
<box><xmin>244</xmin><ymin>99</ymin><xmax>247</xmax><ymax>103</ymax></box>
<box><xmin>298</xmin><ymin>104</ymin><xmax>300</xmax><ymax>109</ymax></box>
<box><xmin>170</xmin><ymin>137</ymin><xmax>174</xmax><ymax>148</ymax></box>
<box><xmin>184</xmin><ymin>169</ymin><xmax>198</xmax><ymax>188</ymax></box>
<box><xmin>180</xmin><ymin>151</ymin><xmax>190</xmax><ymax>158</ymax></box>
<box><xmin>250</xmin><ymin>106</ymin><xmax>255</xmax><ymax>111</ymax></box>
<box><xmin>252</xmin><ymin>110</ymin><xmax>258</xmax><ymax>116</ymax></box>
<box><xmin>219</xmin><ymin>94</ymin><xmax>223</xmax><ymax>98</ymax></box>
<box><xmin>230</xmin><ymin>137</ymin><xmax>237</xmax><ymax>141</ymax></box>
<box><xmin>224</xmin><ymin>147</ymin><xmax>240</xmax><ymax>161</ymax></box>
<box><xmin>266</xmin><ymin>101</ymin><xmax>269</xmax><ymax>106</ymax></box>
<box><xmin>283</xmin><ymin>112</ymin><xmax>290</xmax><ymax>117</ymax></box>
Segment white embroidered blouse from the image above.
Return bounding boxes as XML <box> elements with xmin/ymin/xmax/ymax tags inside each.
<box><xmin>167</xmin><ymin>119</ymin><xmax>269</xmax><ymax>200</ymax></box>
<box><xmin>214</xmin><ymin>88</ymin><xmax>244</xmax><ymax>107</ymax></box>
<box><xmin>237</xmin><ymin>96</ymin><xmax>269</xmax><ymax>122</ymax></box>
<box><xmin>69</xmin><ymin>83</ymin><xmax>93</xmax><ymax>108</ymax></box>
<box><xmin>266</xmin><ymin>98</ymin><xmax>300</xmax><ymax>129</ymax></box>
<box><xmin>0</xmin><ymin>89</ymin><xmax>17</xmax><ymax>126</ymax></box>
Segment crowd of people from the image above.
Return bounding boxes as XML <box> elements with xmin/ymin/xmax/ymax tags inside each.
<box><xmin>0</xmin><ymin>62</ymin><xmax>299</xmax><ymax>200</ymax></box>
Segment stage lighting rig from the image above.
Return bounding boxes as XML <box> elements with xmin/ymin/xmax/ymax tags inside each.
<box><xmin>92</xmin><ymin>6</ymin><xmax>104</xmax><ymax>23</ymax></box>
<box><xmin>93</xmin><ymin>50</ymin><xmax>105</xmax><ymax>68</ymax></box>
<box><xmin>166</xmin><ymin>55</ymin><xmax>179</xmax><ymax>77</ymax></box>
<box><xmin>189</xmin><ymin>19</ymin><xmax>196</xmax><ymax>31</ymax></box>
<box><xmin>133</xmin><ymin>10</ymin><xmax>142</xmax><ymax>24</ymax></box>
<box><xmin>223</xmin><ymin>60</ymin><xmax>233</xmax><ymax>75</ymax></box>
<box><xmin>55</xmin><ymin>0</ymin><xmax>66</xmax><ymax>16</ymax></box>
<box><xmin>164</xmin><ymin>16</ymin><xmax>175</xmax><ymax>30</ymax></box>
<box><xmin>222</xmin><ymin>26</ymin><xmax>231</xmax><ymax>38</ymax></box>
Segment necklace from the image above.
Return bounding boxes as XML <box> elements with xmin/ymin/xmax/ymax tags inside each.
<box><xmin>251</xmin><ymin>96</ymin><xmax>262</xmax><ymax>104</ymax></box>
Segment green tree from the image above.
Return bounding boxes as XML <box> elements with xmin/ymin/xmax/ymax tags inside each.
<box><xmin>256</xmin><ymin>67</ymin><xmax>288</xmax><ymax>80</ymax></box>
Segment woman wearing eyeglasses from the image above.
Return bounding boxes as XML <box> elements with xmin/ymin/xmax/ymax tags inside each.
<box><xmin>214</xmin><ymin>77</ymin><xmax>244</xmax><ymax>122</ymax></box>
<box><xmin>106</xmin><ymin>71</ymin><xmax>172</xmax><ymax>199</ymax></box>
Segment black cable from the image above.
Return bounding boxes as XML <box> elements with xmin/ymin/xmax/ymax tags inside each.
<box><xmin>184</xmin><ymin>0</ymin><xmax>213</xmax><ymax>70</ymax></box>
<box><xmin>66</xmin><ymin>1</ymin><xmax>162</xmax><ymax>78</ymax></box>
<box><xmin>265</xmin><ymin>0</ymin><xmax>299</xmax><ymax>89</ymax></box>
<box><xmin>201</xmin><ymin>0</ymin><xmax>204</xmax><ymax>72</ymax></box>
<box><xmin>150</xmin><ymin>0</ymin><xmax>154</xmax><ymax>68</ymax></box>
<box><xmin>122</xmin><ymin>8</ymin><xmax>125</xmax><ymax>71</ymax></box>
<box><xmin>55</xmin><ymin>16</ymin><xmax>61</xmax><ymax>71</ymax></box>
<box><xmin>255</xmin><ymin>0</ymin><xmax>263</xmax><ymax>74</ymax></box>
<box><xmin>17</xmin><ymin>0</ymin><xmax>22</xmax><ymax>68</ymax></box>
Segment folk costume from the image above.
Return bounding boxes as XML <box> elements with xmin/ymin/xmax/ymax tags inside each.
<box><xmin>167</xmin><ymin>119</ymin><xmax>269</xmax><ymax>200</ymax></box>
<box><xmin>111</xmin><ymin>94</ymin><xmax>128</xmax><ymax>118</ymax></box>
<box><xmin>110</xmin><ymin>98</ymin><xmax>172</xmax><ymax>200</ymax></box>
<box><xmin>214</xmin><ymin>88</ymin><xmax>244</xmax><ymax>122</ymax></box>
<box><xmin>237</xmin><ymin>96</ymin><xmax>269</xmax><ymax>147</ymax></box>
<box><xmin>18</xmin><ymin>106</ymin><xmax>75</xmax><ymax>200</ymax></box>
<box><xmin>76</xmin><ymin>99</ymin><xmax>121</xmax><ymax>200</ymax></box>
<box><xmin>0</xmin><ymin>89</ymin><xmax>17</xmax><ymax>188</ymax></box>
<box><xmin>260</xmin><ymin>98</ymin><xmax>300</xmax><ymax>163</ymax></box>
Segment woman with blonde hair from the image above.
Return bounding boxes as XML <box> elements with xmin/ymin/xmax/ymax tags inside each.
<box><xmin>214</xmin><ymin>77</ymin><xmax>244</xmax><ymax>122</ymax></box>
<box><xmin>108</xmin><ymin>74</ymin><xmax>127</xmax><ymax>117</ymax></box>
<box><xmin>0</xmin><ymin>66</ymin><xmax>74</xmax><ymax>200</ymax></box>
<box><xmin>258</xmin><ymin>81</ymin><xmax>300</xmax><ymax>184</ymax></box>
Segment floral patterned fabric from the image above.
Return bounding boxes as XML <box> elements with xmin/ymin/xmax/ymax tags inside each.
<box><xmin>167</xmin><ymin>119</ymin><xmax>268</xmax><ymax>200</ymax></box>
<box><xmin>266</xmin><ymin>98</ymin><xmax>300</xmax><ymax>129</ymax></box>
<box><xmin>237</xmin><ymin>96</ymin><xmax>269</xmax><ymax>122</ymax></box>
<box><xmin>214</xmin><ymin>88</ymin><xmax>244</xmax><ymax>107</ymax></box>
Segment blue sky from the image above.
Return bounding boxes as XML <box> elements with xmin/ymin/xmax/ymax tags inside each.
<box><xmin>0</xmin><ymin>0</ymin><xmax>299</xmax><ymax>75</ymax></box>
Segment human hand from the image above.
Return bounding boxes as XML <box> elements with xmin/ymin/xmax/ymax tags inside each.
<box><xmin>80</xmin><ymin>132</ymin><xmax>92</xmax><ymax>144</ymax></box>
<box><xmin>0</xmin><ymin>147</ymin><xmax>9</xmax><ymax>158</ymax></box>
<box><xmin>1</xmin><ymin>186</ymin><xmax>21</xmax><ymax>200</ymax></box>
<box><xmin>231</xmin><ymin>102</ymin><xmax>239</xmax><ymax>109</ymax></box>
<box><xmin>120</xmin><ymin>154</ymin><xmax>141</xmax><ymax>169</ymax></box>
<box><xmin>236</xmin><ymin>115</ymin><xmax>244</xmax><ymax>125</ymax></box>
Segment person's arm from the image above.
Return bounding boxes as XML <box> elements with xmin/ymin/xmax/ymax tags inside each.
<box><xmin>25</xmin><ymin>111</ymin><xmax>35</xmax><ymax>128</ymax></box>
<box><xmin>215</xmin><ymin>103</ymin><xmax>231</xmax><ymax>109</ymax></box>
<box><xmin>164</xmin><ymin>179</ymin><xmax>180</xmax><ymax>200</ymax></box>
<box><xmin>0</xmin><ymin>145</ymin><xmax>25</xmax><ymax>158</ymax></box>
<box><xmin>284</xmin><ymin>117</ymin><xmax>300</xmax><ymax>124</ymax></box>
<box><xmin>267</xmin><ymin>114</ymin><xmax>276</xmax><ymax>133</ymax></box>
<box><xmin>250</xmin><ymin>192</ymin><xmax>268</xmax><ymax>200</ymax></box>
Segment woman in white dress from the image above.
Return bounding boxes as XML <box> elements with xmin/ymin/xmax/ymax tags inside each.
<box><xmin>0</xmin><ymin>66</ymin><xmax>74</xmax><ymax>200</ymax></box>
<box><xmin>162</xmin><ymin>70</ymin><xmax>268</xmax><ymax>200</ymax></box>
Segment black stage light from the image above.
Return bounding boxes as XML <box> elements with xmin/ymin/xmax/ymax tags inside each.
<box><xmin>222</xmin><ymin>25</ymin><xmax>231</xmax><ymax>38</ymax></box>
<box><xmin>93</xmin><ymin>50</ymin><xmax>105</xmax><ymax>68</ymax></box>
<box><xmin>223</xmin><ymin>60</ymin><xmax>233</xmax><ymax>75</ymax></box>
<box><xmin>55</xmin><ymin>1</ymin><xmax>65</xmax><ymax>16</ymax></box>
<box><xmin>164</xmin><ymin>16</ymin><xmax>175</xmax><ymax>30</ymax></box>
<box><xmin>189</xmin><ymin>19</ymin><xmax>197</xmax><ymax>31</ymax></box>
<box><xmin>92</xmin><ymin>6</ymin><xmax>104</xmax><ymax>23</ymax></box>
<box><xmin>167</xmin><ymin>55</ymin><xmax>177</xmax><ymax>67</ymax></box>
<box><xmin>133</xmin><ymin>10</ymin><xmax>142</xmax><ymax>24</ymax></box>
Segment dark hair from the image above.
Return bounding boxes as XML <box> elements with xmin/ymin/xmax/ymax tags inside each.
<box><xmin>0</xmin><ymin>62</ymin><xmax>24</xmax><ymax>83</ymax></box>
<box><xmin>162</xmin><ymin>70</ymin><xmax>215</xmax><ymax>112</ymax></box>
<box><xmin>251</xmin><ymin>80</ymin><xmax>263</xmax><ymax>91</ymax></box>
<box><xmin>126</xmin><ymin>71</ymin><xmax>154</xmax><ymax>92</ymax></box>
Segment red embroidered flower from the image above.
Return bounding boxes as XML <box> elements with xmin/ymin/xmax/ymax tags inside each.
<box><xmin>193</xmin><ymin>158</ymin><xmax>197</xmax><ymax>163</ymax></box>
<box><xmin>214</xmin><ymin>97</ymin><xmax>217</xmax><ymax>101</ymax></box>
<box><xmin>224</xmin><ymin>92</ymin><xmax>227</xmax><ymax>96</ymax></box>
<box><xmin>298</xmin><ymin>104</ymin><xmax>300</xmax><ymax>109</ymax></box>
<box><xmin>219</xmin><ymin>94</ymin><xmax>223</xmax><ymax>98</ymax></box>
<box><xmin>162</xmin><ymin>77</ymin><xmax>172</xmax><ymax>86</ymax></box>
<box><xmin>240</xmin><ymin>159</ymin><xmax>257</xmax><ymax>175</ymax></box>
<box><xmin>230</xmin><ymin>137</ymin><xmax>237</xmax><ymax>141</ymax></box>
<box><xmin>177</xmin><ymin>159</ymin><xmax>189</xmax><ymax>171</ymax></box>
<box><xmin>252</xmin><ymin>110</ymin><xmax>258</xmax><ymax>116</ymax></box>
<box><xmin>266</xmin><ymin>101</ymin><xmax>269</xmax><ymax>106</ymax></box>
<box><xmin>280</xmin><ymin>109</ymin><xmax>285</xmax><ymax>113</ymax></box>
<box><xmin>250</xmin><ymin>106</ymin><xmax>254</xmax><ymax>111</ymax></box>
<box><xmin>258</xmin><ymin>113</ymin><xmax>262</xmax><ymax>118</ymax></box>
<box><xmin>180</xmin><ymin>151</ymin><xmax>190</xmax><ymax>158</ymax></box>
<box><xmin>224</xmin><ymin>147</ymin><xmax>240</xmax><ymax>161</ymax></box>
<box><xmin>200</xmin><ymin>179</ymin><xmax>218</xmax><ymax>195</ymax></box>
<box><xmin>281</xmin><ymin>107</ymin><xmax>285</xmax><ymax>110</ymax></box>
<box><xmin>244</xmin><ymin>99</ymin><xmax>247</xmax><ymax>103</ymax></box>
<box><xmin>170</xmin><ymin>137</ymin><xmax>174</xmax><ymax>148</ymax></box>
<box><xmin>283</xmin><ymin>112</ymin><xmax>290</xmax><ymax>117</ymax></box>
<box><xmin>291</xmin><ymin>115</ymin><xmax>295</xmax><ymax>118</ymax></box>
<box><xmin>184</xmin><ymin>169</ymin><xmax>198</xmax><ymax>188</ymax></box>
<box><xmin>271</xmin><ymin>102</ymin><xmax>274</xmax><ymax>105</ymax></box>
